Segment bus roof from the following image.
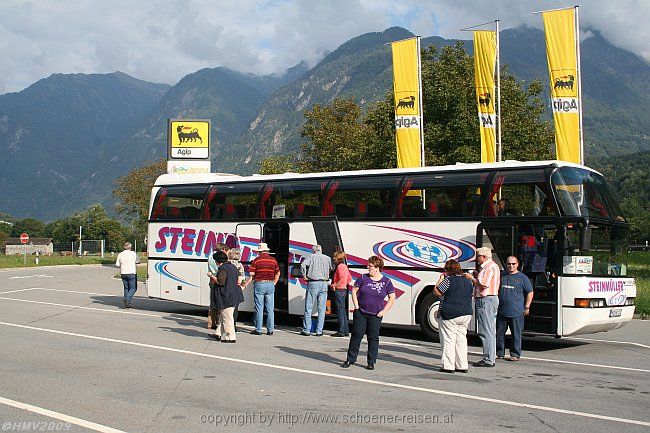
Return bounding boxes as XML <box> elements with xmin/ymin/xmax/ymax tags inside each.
<box><xmin>154</xmin><ymin>160</ymin><xmax>601</xmax><ymax>186</ymax></box>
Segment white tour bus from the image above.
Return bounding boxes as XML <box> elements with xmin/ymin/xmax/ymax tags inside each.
<box><xmin>146</xmin><ymin>160</ymin><xmax>636</xmax><ymax>339</ymax></box>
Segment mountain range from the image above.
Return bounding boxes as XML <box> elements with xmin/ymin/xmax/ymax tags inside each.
<box><xmin>0</xmin><ymin>26</ymin><xmax>648</xmax><ymax>221</ymax></box>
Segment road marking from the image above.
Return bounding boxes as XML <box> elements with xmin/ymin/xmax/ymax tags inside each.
<box><xmin>377</xmin><ymin>340</ymin><xmax>650</xmax><ymax>373</ymax></box>
<box><xmin>0</xmin><ymin>288</ymin><xmax>39</xmax><ymax>295</ymax></box>
<box><xmin>9</xmin><ymin>274</ymin><xmax>52</xmax><ymax>279</ymax></box>
<box><xmin>27</xmin><ymin>288</ymin><xmax>117</xmax><ymax>297</ymax></box>
<box><xmin>0</xmin><ymin>321</ymin><xmax>647</xmax><ymax>428</ymax></box>
<box><xmin>0</xmin><ymin>297</ymin><xmax>164</xmax><ymax>318</ymax></box>
<box><xmin>1</xmin><ymin>293</ymin><xmax>648</xmax><ymax>373</ymax></box>
<box><xmin>0</xmin><ymin>395</ymin><xmax>126</xmax><ymax>433</ymax></box>
<box><xmin>568</xmin><ymin>337</ymin><xmax>650</xmax><ymax>349</ymax></box>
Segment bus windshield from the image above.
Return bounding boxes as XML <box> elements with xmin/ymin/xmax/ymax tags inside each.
<box><xmin>551</xmin><ymin>167</ymin><xmax>625</xmax><ymax>221</ymax></box>
<box><xmin>563</xmin><ymin>223</ymin><xmax>629</xmax><ymax>276</ymax></box>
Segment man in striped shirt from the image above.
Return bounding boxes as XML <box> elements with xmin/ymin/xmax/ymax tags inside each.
<box><xmin>245</xmin><ymin>243</ymin><xmax>280</xmax><ymax>335</ymax></box>
<box><xmin>470</xmin><ymin>247</ymin><xmax>501</xmax><ymax>367</ymax></box>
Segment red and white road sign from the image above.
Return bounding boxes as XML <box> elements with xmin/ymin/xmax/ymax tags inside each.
<box><xmin>20</xmin><ymin>233</ymin><xmax>29</xmax><ymax>244</ymax></box>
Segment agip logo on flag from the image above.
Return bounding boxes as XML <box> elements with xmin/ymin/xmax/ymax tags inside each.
<box><xmin>394</xmin><ymin>94</ymin><xmax>420</xmax><ymax>129</ymax></box>
<box><xmin>550</xmin><ymin>69</ymin><xmax>579</xmax><ymax>114</ymax></box>
<box><xmin>168</xmin><ymin>119</ymin><xmax>210</xmax><ymax>159</ymax></box>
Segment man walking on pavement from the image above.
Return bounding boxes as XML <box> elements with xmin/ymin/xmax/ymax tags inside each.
<box><xmin>116</xmin><ymin>242</ymin><xmax>140</xmax><ymax>309</ymax></box>
<box><xmin>300</xmin><ymin>244</ymin><xmax>334</xmax><ymax>336</ymax></box>
<box><xmin>469</xmin><ymin>247</ymin><xmax>501</xmax><ymax>367</ymax></box>
<box><xmin>497</xmin><ymin>256</ymin><xmax>534</xmax><ymax>361</ymax></box>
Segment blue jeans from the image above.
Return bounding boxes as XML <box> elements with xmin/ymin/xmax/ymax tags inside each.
<box><xmin>476</xmin><ymin>296</ymin><xmax>499</xmax><ymax>365</ymax></box>
<box><xmin>496</xmin><ymin>314</ymin><xmax>525</xmax><ymax>358</ymax></box>
<box><xmin>121</xmin><ymin>274</ymin><xmax>137</xmax><ymax>303</ymax></box>
<box><xmin>302</xmin><ymin>281</ymin><xmax>328</xmax><ymax>334</ymax></box>
<box><xmin>253</xmin><ymin>282</ymin><xmax>275</xmax><ymax>333</ymax></box>
<box><xmin>333</xmin><ymin>289</ymin><xmax>349</xmax><ymax>334</ymax></box>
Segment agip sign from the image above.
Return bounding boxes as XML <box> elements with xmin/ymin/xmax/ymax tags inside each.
<box><xmin>168</xmin><ymin>119</ymin><xmax>211</xmax><ymax>160</ymax></box>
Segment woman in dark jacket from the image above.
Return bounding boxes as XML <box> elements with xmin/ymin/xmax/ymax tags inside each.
<box><xmin>211</xmin><ymin>251</ymin><xmax>244</xmax><ymax>343</ymax></box>
<box><xmin>433</xmin><ymin>259</ymin><xmax>474</xmax><ymax>373</ymax></box>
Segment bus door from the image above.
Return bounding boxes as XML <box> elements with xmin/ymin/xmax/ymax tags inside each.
<box><xmin>310</xmin><ymin>216</ymin><xmax>345</xmax><ymax>316</ymax></box>
<box><xmin>477</xmin><ymin>222</ymin><xmax>558</xmax><ymax>335</ymax></box>
<box><xmin>263</xmin><ymin>221</ymin><xmax>290</xmax><ymax>312</ymax></box>
<box><xmin>515</xmin><ymin>224</ymin><xmax>559</xmax><ymax>335</ymax></box>
<box><xmin>235</xmin><ymin>223</ymin><xmax>263</xmax><ymax>312</ymax></box>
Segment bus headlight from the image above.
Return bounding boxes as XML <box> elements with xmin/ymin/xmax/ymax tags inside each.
<box><xmin>624</xmin><ymin>297</ymin><xmax>635</xmax><ymax>306</ymax></box>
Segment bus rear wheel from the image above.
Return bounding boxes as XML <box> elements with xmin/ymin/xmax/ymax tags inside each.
<box><xmin>418</xmin><ymin>292</ymin><xmax>440</xmax><ymax>340</ymax></box>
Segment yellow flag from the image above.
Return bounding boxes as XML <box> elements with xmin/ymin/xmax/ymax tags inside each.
<box><xmin>473</xmin><ymin>31</ymin><xmax>497</xmax><ymax>163</ymax></box>
<box><xmin>391</xmin><ymin>37</ymin><xmax>422</xmax><ymax>169</ymax></box>
<box><xmin>543</xmin><ymin>8</ymin><xmax>581</xmax><ymax>164</ymax></box>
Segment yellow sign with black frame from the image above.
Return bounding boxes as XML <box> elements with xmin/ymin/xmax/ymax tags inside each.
<box><xmin>168</xmin><ymin>119</ymin><xmax>211</xmax><ymax>160</ymax></box>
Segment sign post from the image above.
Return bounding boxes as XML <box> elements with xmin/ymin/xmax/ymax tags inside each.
<box><xmin>20</xmin><ymin>232</ymin><xmax>29</xmax><ymax>265</ymax></box>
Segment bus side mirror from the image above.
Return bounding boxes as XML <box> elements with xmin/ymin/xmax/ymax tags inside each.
<box><xmin>291</xmin><ymin>265</ymin><xmax>303</xmax><ymax>278</ymax></box>
<box><xmin>579</xmin><ymin>226</ymin><xmax>592</xmax><ymax>252</ymax></box>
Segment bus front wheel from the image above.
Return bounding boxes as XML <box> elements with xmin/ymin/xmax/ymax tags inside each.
<box><xmin>418</xmin><ymin>292</ymin><xmax>440</xmax><ymax>340</ymax></box>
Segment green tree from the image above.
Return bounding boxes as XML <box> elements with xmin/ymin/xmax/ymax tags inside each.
<box><xmin>46</xmin><ymin>217</ymin><xmax>82</xmax><ymax>243</ymax></box>
<box><xmin>260</xmin><ymin>42</ymin><xmax>553</xmax><ymax>173</ymax></box>
<box><xmin>113</xmin><ymin>159</ymin><xmax>167</xmax><ymax>236</ymax></box>
<box><xmin>10</xmin><ymin>218</ymin><xmax>47</xmax><ymax>238</ymax></box>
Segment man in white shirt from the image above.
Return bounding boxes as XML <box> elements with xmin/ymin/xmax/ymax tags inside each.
<box><xmin>116</xmin><ymin>242</ymin><xmax>140</xmax><ymax>308</ymax></box>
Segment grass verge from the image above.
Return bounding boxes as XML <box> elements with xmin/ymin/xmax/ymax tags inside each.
<box><xmin>628</xmin><ymin>251</ymin><xmax>650</xmax><ymax>319</ymax></box>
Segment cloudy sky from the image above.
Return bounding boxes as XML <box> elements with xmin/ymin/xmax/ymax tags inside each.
<box><xmin>1</xmin><ymin>0</ymin><xmax>648</xmax><ymax>94</ymax></box>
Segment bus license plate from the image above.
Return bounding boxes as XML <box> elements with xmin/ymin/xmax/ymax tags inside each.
<box><xmin>609</xmin><ymin>308</ymin><xmax>622</xmax><ymax>318</ymax></box>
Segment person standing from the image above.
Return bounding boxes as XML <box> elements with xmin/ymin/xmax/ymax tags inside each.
<box><xmin>116</xmin><ymin>242</ymin><xmax>140</xmax><ymax>309</ymax></box>
<box><xmin>330</xmin><ymin>251</ymin><xmax>352</xmax><ymax>337</ymax></box>
<box><xmin>228</xmin><ymin>248</ymin><xmax>246</xmax><ymax>332</ymax></box>
<box><xmin>210</xmin><ymin>252</ymin><xmax>245</xmax><ymax>343</ymax></box>
<box><xmin>433</xmin><ymin>260</ymin><xmax>474</xmax><ymax>373</ymax></box>
<box><xmin>469</xmin><ymin>247</ymin><xmax>501</xmax><ymax>367</ymax></box>
<box><xmin>244</xmin><ymin>243</ymin><xmax>280</xmax><ymax>335</ymax></box>
<box><xmin>300</xmin><ymin>244</ymin><xmax>334</xmax><ymax>336</ymax></box>
<box><xmin>341</xmin><ymin>256</ymin><xmax>395</xmax><ymax>371</ymax></box>
<box><xmin>207</xmin><ymin>243</ymin><xmax>229</xmax><ymax>330</ymax></box>
<box><xmin>497</xmin><ymin>256</ymin><xmax>534</xmax><ymax>361</ymax></box>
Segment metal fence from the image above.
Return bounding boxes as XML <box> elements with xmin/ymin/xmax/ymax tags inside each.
<box><xmin>52</xmin><ymin>240</ymin><xmax>105</xmax><ymax>257</ymax></box>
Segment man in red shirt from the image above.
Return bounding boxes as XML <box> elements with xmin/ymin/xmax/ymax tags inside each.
<box><xmin>244</xmin><ymin>243</ymin><xmax>280</xmax><ymax>335</ymax></box>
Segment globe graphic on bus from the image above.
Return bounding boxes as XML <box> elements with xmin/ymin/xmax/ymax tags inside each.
<box><xmin>405</xmin><ymin>241</ymin><xmax>447</xmax><ymax>264</ymax></box>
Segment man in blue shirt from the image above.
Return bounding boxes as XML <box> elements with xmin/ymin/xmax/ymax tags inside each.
<box><xmin>497</xmin><ymin>256</ymin><xmax>534</xmax><ymax>361</ymax></box>
<box><xmin>300</xmin><ymin>244</ymin><xmax>334</xmax><ymax>336</ymax></box>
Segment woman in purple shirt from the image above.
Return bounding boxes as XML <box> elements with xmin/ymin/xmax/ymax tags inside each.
<box><xmin>341</xmin><ymin>256</ymin><xmax>396</xmax><ymax>370</ymax></box>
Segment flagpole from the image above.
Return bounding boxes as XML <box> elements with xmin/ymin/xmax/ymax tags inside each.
<box><xmin>495</xmin><ymin>20</ymin><xmax>501</xmax><ymax>163</ymax></box>
<box><xmin>417</xmin><ymin>36</ymin><xmax>425</xmax><ymax>168</ymax></box>
<box><xmin>574</xmin><ymin>5</ymin><xmax>584</xmax><ymax>165</ymax></box>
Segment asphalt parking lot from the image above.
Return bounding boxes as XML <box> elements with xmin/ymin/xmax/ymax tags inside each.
<box><xmin>0</xmin><ymin>265</ymin><xmax>648</xmax><ymax>433</ymax></box>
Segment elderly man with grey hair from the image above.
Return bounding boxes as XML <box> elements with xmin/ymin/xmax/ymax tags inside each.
<box><xmin>116</xmin><ymin>242</ymin><xmax>140</xmax><ymax>309</ymax></box>
<box><xmin>468</xmin><ymin>246</ymin><xmax>501</xmax><ymax>367</ymax></box>
<box><xmin>300</xmin><ymin>244</ymin><xmax>334</xmax><ymax>336</ymax></box>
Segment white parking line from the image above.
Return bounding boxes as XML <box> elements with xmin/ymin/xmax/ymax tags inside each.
<box><xmin>1</xmin><ymin>290</ymin><xmax>648</xmax><ymax>373</ymax></box>
<box><xmin>568</xmin><ymin>336</ymin><xmax>650</xmax><ymax>349</ymax></box>
<box><xmin>0</xmin><ymin>288</ymin><xmax>39</xmax><ymax>295</ymax></box>
<box><xmin>9</xmin><ymin>274</ymin><xmax>52</xmax><ymax>279</ymax></box>
<box><xmin>0</xmin><ymin>296</ymin><xmax>164</xmax><ymax>318</ymax></box>
<box><xmin>0</xmin><ymin>321</ymin><xmax>647</xmax><ymax>428</ymax></box>
<box><xmin>0</xmin><ymin>395</ymin><xmax>126</xmax><ymax>433</ymax></box>
<box><xmin>378</xmin><ymin>340</ymin><xmax>650</xmax><ymax>373</ymax></box>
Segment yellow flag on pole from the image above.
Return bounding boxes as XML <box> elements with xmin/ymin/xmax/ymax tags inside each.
<box><xmin>473</xmin><ymin>31</ymin><xmax>497</xmax><ymax>163</ymax></box>
<box><xmin>391</xmin><ymin>37</ymin><xmax>423</xmax><ymax>169</ymax></box>
<box><xmin>543</xmin><ymin>7</ymin><xmax>582</xmax><ymax>164</ymax></box>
